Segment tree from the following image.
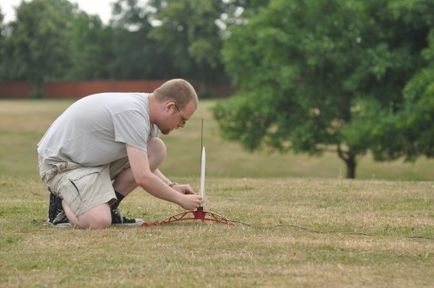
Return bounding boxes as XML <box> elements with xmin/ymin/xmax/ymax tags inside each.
<box><xmin>214</xmin><ymin>0</ymin><xmax>434</xmax><ymax>178</ymax></box>
<box><xmin>109</xmin><ymin>0</ymin><xmax>174</xmax><ymax>79</ymax></box>
<box><xmin>68</xmin><ymin>12</ymin><xmax>116</xmax><ymax>80</ymax></box>
<box><xmin>0</xmin><ymin>8</ymin><xmax>5</xmax><ymax>80</ymax></box>
<box><xmin>149</xmin><ymin>0</ymin><xmax>228</xmax><ymax>83</ymax></box>
<box><xmin>4</xmin><ymin>0</ymin><xmax>76</xmax><ymax>96</ymax></box>
<box><xmin>109</xmin><ymin>0</ymin><xmax>270</xmax><ymax>82</ymax></box>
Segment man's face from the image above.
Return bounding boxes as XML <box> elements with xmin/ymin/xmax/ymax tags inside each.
<box><xmin>160</xmin><ymin>100</ymin><xmax>196</xmax><ymax>135</ymax></box>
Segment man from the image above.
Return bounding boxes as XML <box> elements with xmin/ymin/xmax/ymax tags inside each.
<box><xmin>37</xmin><ymin>79</ymin><xmax>203</xmax><ymax>229</ymax></box>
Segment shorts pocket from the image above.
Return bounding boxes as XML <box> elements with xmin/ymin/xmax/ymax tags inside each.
<box><xmin>59</xmin><ymin>168</ymin><xmax>103</xmax><ymax>206</ymax></box>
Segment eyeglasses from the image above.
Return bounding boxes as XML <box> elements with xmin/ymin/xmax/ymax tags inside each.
<box><xmin>173</xmin><ymin>103</ymin><xmax>187</xmax><ymax>127</ymax></box>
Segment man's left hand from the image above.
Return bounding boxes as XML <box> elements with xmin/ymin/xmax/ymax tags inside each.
<box><xmin>172</xmin><ymin>184</ymin><xmax>195</xmax><ymax>195</ymax></box>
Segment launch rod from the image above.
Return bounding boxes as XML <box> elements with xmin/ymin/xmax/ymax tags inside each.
<box><xmin>199</xmin><ymin>119</ymin><xmax>205</xmax><ymax>204</ymax></box>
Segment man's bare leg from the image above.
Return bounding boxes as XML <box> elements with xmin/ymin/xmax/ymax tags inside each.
<box><xmin>63</xmin><ymin>201</ymin><xmax>111</xmax><ymax>229</ymax></box>
<box><xmin>113</xmin><ymin>137</ymin><xmax>167</xmax><ymax>195</ymax></box>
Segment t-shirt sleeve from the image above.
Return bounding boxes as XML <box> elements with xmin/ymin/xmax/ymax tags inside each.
<box><xmin>112</xmin><ymin>110</ymin><xmax>149</xmax><ymax>151</ymax></box>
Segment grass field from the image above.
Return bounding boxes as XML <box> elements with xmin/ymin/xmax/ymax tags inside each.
<box><xmin>0</xmin><ymin>99</ymin><xmax>433</xmax><ymax>287</ymax></box>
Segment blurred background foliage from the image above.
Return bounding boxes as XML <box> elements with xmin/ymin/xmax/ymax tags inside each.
<box><xmin>0</xmin><ymin>0</ymin><xmax>433</xmax><ymax>179</ymax></box>
<box><xmin>0</xmin><ymin>0</ymin><xmax>265</xmax><ymax>84</ymax></box>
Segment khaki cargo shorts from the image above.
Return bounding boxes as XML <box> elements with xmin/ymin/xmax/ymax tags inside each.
<box><xmin>38</xmin><ymin>157</ymin><xmax>130</xmax><ymax>216</ymax></box>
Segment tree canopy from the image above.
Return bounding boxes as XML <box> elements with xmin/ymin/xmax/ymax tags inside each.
<box><xmin>0</xmin><ymin>0</ymin><xmax>261</xmax><ymax>86</ymax></box>
<box><xmin>149</xmin><ymin>0</ymin><xmax>236</xmax><ymax>83</ymax></box>
<box><xmin>0</xmin><ymin>8</ymin><xmax>5</xmax><ymax>79</ymax></box>
<box><xmin>67</xmin><ymin>12</ymin><xmax>115</xmax><ymax>80</ymax></box>
<box><xmin>214</xmin><ymin>0</ymin><xmax>434</xmax><ymax>178</ymax></box>
<box><xmin>2</xmin><ymin>0</ymin><xmax>76</xmax><ymax>92</ymax></box>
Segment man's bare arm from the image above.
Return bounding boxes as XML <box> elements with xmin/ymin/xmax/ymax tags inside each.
<box><xmin>126</xmin><ymin>144</ymin><xmax>201</xmax><ymax>210</ymax></box>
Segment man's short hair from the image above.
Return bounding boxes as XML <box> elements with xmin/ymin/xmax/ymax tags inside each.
<box><xmin>154</xmin><ymin>79</ymin><xmax>198</xmax><ymax>109</ymax></box>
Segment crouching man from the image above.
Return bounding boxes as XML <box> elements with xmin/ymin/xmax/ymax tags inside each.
<box><xmin>37</xmin><ymin>79</ymin><xmax>202</xmax><ymax>229</ymax></box>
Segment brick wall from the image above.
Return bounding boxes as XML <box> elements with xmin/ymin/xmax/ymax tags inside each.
<box><xmin>0</xmin><ymin>80</ymin><xmax>235</xmax><ymax>99</ymax></box>
<box><xmin>42</xmin><ymin>80</ymin><xmax>165</xmax><ymax>99</ymax></box>
<box><xmin>0</xmin><ymin>82</ymin><xmax>33</xmax><ymax>99</ymax></box>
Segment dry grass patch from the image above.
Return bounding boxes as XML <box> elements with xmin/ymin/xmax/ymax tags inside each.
<box><xmin>1</xmin><ymin>176</ymin><xmax>433</xmax><ymax>287</ymax></box>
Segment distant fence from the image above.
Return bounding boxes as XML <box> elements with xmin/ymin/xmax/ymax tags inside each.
<box><xmin>0</xmin><ymin>80</ymin><xmax>235</xmax><ymax>99</ymax></box>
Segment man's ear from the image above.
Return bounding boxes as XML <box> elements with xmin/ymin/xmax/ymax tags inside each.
<box><xmin>165</xmin><ymin>101</ymin><xmax>176</xmax><ymax>112</ymax></box>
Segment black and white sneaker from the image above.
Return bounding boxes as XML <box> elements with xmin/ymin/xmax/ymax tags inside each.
<box><xmin>51</xmin><ymin>210</ymin><xmax>71</xmax><ymax>228</ymax></box>
<box><xmin>111</xmin><ymin>208</ymin><xmax>144</xmax><ymax>226</ymax></box>
<box><xmin>48</xmin><ymin>192</ymin><xmax>71</xmax><ymax>228</ymax></box>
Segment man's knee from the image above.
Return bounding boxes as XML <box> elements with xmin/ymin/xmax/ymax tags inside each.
<box><xmin>76</xmin><ymin>204</ymin><xmax>112</xmax><ymax>229</ymax></box>
<box><xmin>148</xmin><ymin>137</ymin><xmax>166</xmax><ymax>170</ymax></box>
<box><xmin>148</xmin><ymin>137</ymin><xmax>167</xmax><ymax>157</ymax></box>
<box><xmin>87</xmin><ymin>216</ymin><xmax>111</xmax><ymax>229</ymax></box>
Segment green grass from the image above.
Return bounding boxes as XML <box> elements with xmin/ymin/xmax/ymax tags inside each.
<box><xmin>1</xmin><ymin>99</ymin><xmax>434</xmax><ymax>180</ymax></box>
<box><xmin>0</xmin><ymin>99</ymin><xmax>433</xmax><ymax>287</ymax></box>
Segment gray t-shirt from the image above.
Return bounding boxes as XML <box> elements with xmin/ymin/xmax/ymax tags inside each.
<box><xmin>37</xmin><ymin>92</ymin><xmax>160</xmax><ymax>166</ymax></box>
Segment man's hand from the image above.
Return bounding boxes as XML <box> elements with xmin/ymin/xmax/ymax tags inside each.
<box><xmin>178</xmin><ymin>194</ymin><xmax>203</xmax><ymax>210</ymax></box>
<box><xmin>172</xmin><ymin>184</ymin><xmax>195</xmax><ymax>195</ymax></box>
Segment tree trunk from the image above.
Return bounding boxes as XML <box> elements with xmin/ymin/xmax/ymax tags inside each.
<box><xmin>337</xmin><ymin>144</ymin><xmax>357</xmax><ymax>179</ymax></box>
<box><xmin>345</xmin><ymin>153</ymin><xmax>356</xmax><ymax>179</ymax></box>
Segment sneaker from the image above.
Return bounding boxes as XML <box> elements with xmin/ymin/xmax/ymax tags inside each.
<box><xmin>51</xmin><ymin>210</ymin><xmax>72</xmax><ymax>228</ymax></box>
<box><xmin>48</xmin><ymin>191</ymin><xmax>62</xmax><ymax>223</ymax></box>
<box><xmin>48</xmin><ymin>192</ymin><xmax>71</xmax><ymax>228</ymax></box>
<box><xmin>111</xmin><ymin>208</ymin><xmax>144</xmax><ymax>226</ymax></box>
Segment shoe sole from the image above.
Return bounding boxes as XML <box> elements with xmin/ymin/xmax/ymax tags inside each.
<box><xmin>48</xmin><ymin>222</ymin><xmax>72</xmax><ymax>228</ymax></box>
<box><xmin>47</xmin><ymin>220</ymin><xmax>145</xmax><ymax>228</ymax></box>
<box><xmin>112</xmin><ymin>219</ymin><xmax>144</xmax><ymax>226</ymax></box>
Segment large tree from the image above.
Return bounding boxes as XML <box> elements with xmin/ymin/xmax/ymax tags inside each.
<box><xmin>4</xmin><ymin>0</ymin><xmax>77</xmax><ymax>95</ymax></box>
<box><xmin>149</xmin><ymin>0</ymin><xmax>228</xmax><ymax>83</ymax></box>
<box><xmin>108</xmin><ymin>0</ymin><xmax>175</xmax><ymax>79</ymax></box>
<box><xmin>0</xmin><ymin>8</ymin><xmax>5</xmax><ymax>80</ymax></box>
<box><xmin>68</xmin><ymin>11</ymin><xmax>116</xmax><ymax>80</ymax></box>
<box><xmin>214</xmin><ymin>0</ymin><xmax>434</xmax><ymax>178</ymax></box>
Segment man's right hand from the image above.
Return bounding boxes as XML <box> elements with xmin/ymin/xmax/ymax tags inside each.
<box><xmin>178</xmin><ymin>194</ymin><xmax>203</xmax><ymax>210</ymax></box>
